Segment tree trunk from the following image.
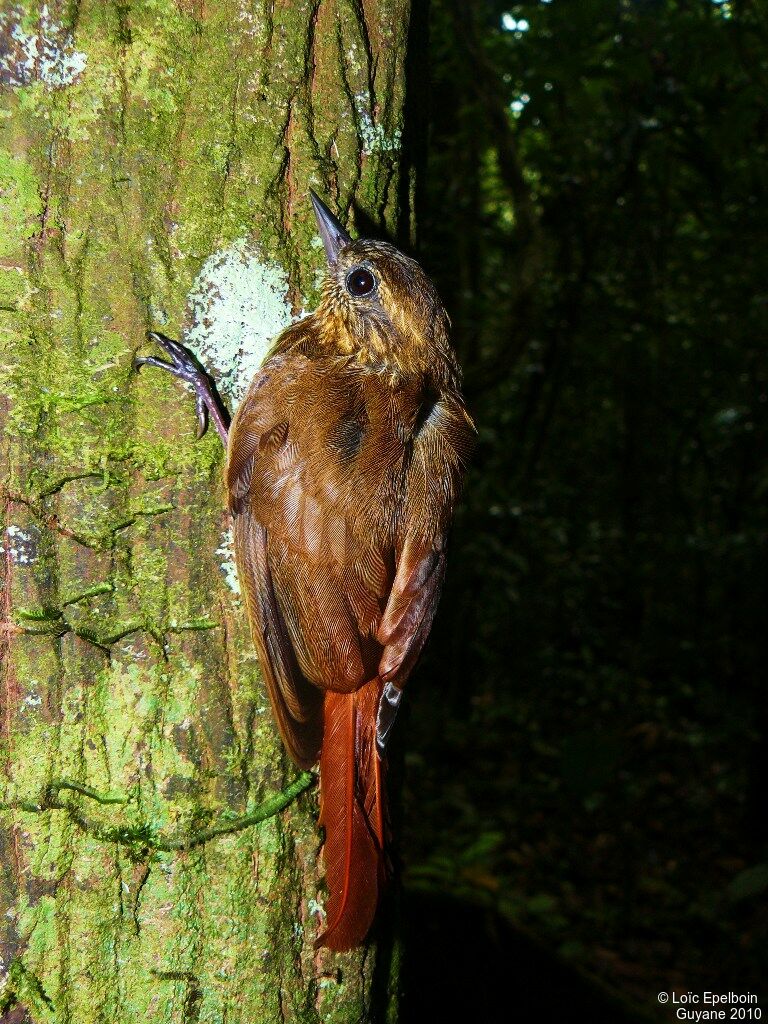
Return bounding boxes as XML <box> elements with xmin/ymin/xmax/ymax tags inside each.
<box><xmin>0</xmin><ymin>2</ymin><xmax>412</xmax><ymax>1020</ymax></box>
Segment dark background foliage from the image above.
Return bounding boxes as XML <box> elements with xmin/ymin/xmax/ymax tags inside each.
<box><xmin>397</xmin><ymin>1</ymin><xmax>768</xmax><ymax>1019</ymax></box>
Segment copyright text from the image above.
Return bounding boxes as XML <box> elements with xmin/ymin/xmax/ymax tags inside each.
<box><xmin>657</xmin><ymin>992</ymin><xmax>761</xmax><ymax>1021</ymax></box>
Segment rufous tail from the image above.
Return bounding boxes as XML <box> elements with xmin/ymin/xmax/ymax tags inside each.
<box><xmin>316</xmin><ymin>677</ymin><xmax>387</xmax><ymax>951</ymax></box>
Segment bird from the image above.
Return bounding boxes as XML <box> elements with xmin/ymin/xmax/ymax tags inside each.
<box><xmin>136</xmin><ymin>191</ymin><xmax>475</xmax><ymax>951</ymax></box>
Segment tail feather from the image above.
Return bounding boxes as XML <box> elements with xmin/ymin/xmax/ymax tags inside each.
<box><xmin>316</xmin><ymin>678</ymin><xmax>387</xmax><ymax>951</ymax></box>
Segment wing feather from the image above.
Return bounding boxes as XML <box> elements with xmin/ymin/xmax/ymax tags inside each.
<box><xmin>232</xmin><ymin>513</ymin><xmax>323</xmax><ymax>767</ymax></box>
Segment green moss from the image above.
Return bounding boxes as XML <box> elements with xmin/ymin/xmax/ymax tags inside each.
<box><xmin>0</xmin><ymin>957</ymin><xmax>55</xmax><ymax>1022</ymax></box>
<box><xmin>0</xmin><ymin>149</ymin><xmax>43</xmax><ymax>258</ymax></box>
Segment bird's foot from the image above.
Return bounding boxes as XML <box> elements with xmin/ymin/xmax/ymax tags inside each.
<box><xmin>134</xmin><ymin>332</ymin><xmax>230</xmax><ymax>444</ymax></box>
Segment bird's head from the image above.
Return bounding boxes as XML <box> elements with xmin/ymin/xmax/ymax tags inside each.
<box><xmin>309</xmin><ymin>191</ymin><xmax>457</xmax><ymax>382</ymax></box>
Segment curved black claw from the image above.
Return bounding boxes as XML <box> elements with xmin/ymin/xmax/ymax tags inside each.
<box><xmin>135</xmin><ymin>332</ymin><xmax>229</xmax><ymax>445</ymax></box>
<box><xmin>193</xmin><ymin>392</ymin><xmax>208</xmax><ymax>440</ymax></box>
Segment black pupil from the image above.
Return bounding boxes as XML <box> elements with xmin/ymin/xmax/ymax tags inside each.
<box><xmin>347</xmin><ymin>268</ymin><xmax>375</xmax><ymax>296</ymax></box>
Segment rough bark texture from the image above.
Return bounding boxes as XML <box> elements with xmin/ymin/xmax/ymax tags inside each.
<box><xmin>0</xmin><ymin>2</ymin><xmax>411</xmax><ymax>1021</ymax></box>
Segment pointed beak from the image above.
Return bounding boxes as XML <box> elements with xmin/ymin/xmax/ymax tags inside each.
<box><xmin>309</xmin><ymin>189</ymin><xmax>352</xmax><ymax>266</ymax></box>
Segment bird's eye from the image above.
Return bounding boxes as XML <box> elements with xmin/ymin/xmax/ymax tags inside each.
<box><xmin>346</xmin><ymin>267</ymin><xmax>376</xmax><ymax>297</ymax></box>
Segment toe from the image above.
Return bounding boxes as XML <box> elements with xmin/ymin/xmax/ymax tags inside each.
<box><xmin>194</xmin><ymin>394</ymin><xmax>209</xmax><ymax>438</ymax></box>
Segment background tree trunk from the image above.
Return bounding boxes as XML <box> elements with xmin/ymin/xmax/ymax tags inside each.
<box><xmin>0</xmin><ymin>2</ymin><xmax>412</xmax><ymax>1020</ymax></box>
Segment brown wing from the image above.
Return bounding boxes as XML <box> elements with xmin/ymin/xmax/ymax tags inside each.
<box><xmin>226</xmin><ymin>354</ymin><xmax>398</xmax><ymax>765</ymax></box>
<box><xmin>377</xmin><ymin>539</ymin><xmax>447</xmax><ymax>685</ymax></box>
<box><xmin>375</xmin><ymin>390</ymin><xmax>475</xmax><ymax>746</ymax></box>
<box><xmin>232</xmin><ymin>514</ymin><xmax>323</xmax><ymax>768</ymax></box>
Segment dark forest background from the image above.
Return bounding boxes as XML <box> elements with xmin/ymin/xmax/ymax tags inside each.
<box><xmin>397</xmin><ymin>1</ymin><xmax>768</xmax><ymax>1020</ymax></box>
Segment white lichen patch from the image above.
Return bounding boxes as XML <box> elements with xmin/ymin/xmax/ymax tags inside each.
<box><xmin>215</xmin><ymin>528</ymin><xmax>241</xmax><ymax>597</ymax></box>
<box><xmin>183</xmin><ymin>239</ymin><xmax>295</xmax><ymax>407</ymax></box>
<box><xmin>0</xmin><ymin>5</ymin><xmax>87</xmax><ymax>89</ymax></box>
<box><xmin>307</xmin><ymin>897</ymin><xmax>325</xmax><ymax>922</ymax></box>
<box><xmin>355</xmin><ymin>92</ymin><xmax>402</xmax><ymax>155</ymax></box>
<box><xmin>119</xmin><ymin>642</ymin><xmax>148</xmax><ymax>661</ymax></box>
<box><xmin>21</xmin><ymin>690</ymin><xmax>42</xmax><ymax>711</ymax></box>
<box><xmin>237</xmin><ymin>1</ymin><xmax>260</xmax><ymax>38</ymax></box>
<box><xmin>3</xmin><ymin>525</ymin><xmax>38</xmax><ymax>565</ymax></box>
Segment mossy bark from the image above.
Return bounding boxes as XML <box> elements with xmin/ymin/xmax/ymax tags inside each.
<box><xmin>0</xmin><ymin>2</ymin><xmax>411</xmax><ymax>1021</ymax></box>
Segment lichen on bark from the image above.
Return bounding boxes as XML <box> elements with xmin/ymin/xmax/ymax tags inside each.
<box><xmin>0</xmin><ymin>1</ymin><xmax>411</xmax><ymax>1021</ymax></box>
